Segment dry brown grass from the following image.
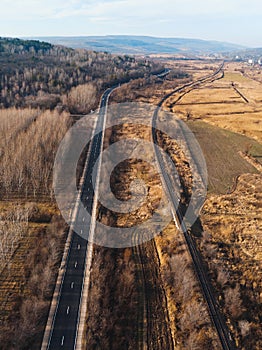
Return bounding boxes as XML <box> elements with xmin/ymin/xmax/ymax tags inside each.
<box><xmin>198</xmin><ymin>173</ymin><xmax>262</xmax><ymax>350</ymax></box>
<box><xmin>85</xmin><ymin>120</ymin><xmax>173</xmax><ymax>349</ymax></box>
<box><xmin>108</xmin><ymin>59</ymin><xmax>262</xmax><ymax>349</ymax></box>
<box><xmin>168</xmin><ymin>63</ymin><xmax>262</xmax><ymax>143</ymax></box>
<box><xmin>100</xmin><ymin>111</ymin><xmax>221</xmax><ymax>348</ymax></box>
<box><xmin>154</xmin><ymin>222</ymin><xmax>222</xmax><ymax>349</ymax></box>
<box><xmin>0</xmin><ymin>202</ymin><xmax>67</xmax><ymax>349</ymax></box>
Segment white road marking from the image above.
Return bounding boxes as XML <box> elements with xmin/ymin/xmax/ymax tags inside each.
<box><xmin>66</xmin><ymin>306</ymin><xmax>70</xmax><ymax>315</ymax></box>
<box><xmin>74</xmin><ymin>261</ymin><xmax>78</xmax><ymax>268</ymax></box>
<box><xmin>61</xmin><ymin>336</ymin><xmax>65</xmax><ymax>346</ymax></box>
<box><xmin>83</xmin><ymin>217</ymin><xmax>85</xmax><ymax>222</ymax></box>
<box><xmin>71</xmin><ymin>282</ymin><xmax>74</xmax><ymax>289</ymax></box>
<box><xmin>78</xmin><ymin>244</ymin><xmax>81</xmax><ymax>250</ymax></box>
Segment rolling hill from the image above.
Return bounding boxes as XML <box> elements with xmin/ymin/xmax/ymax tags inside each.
<box><xmin>25</xmin><ymin>35</ymin><xmax>246</xmax><ymax>55</ymax></box>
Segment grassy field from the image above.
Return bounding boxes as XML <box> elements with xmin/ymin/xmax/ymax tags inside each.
<box><xmin>223</xmin><ymin>71</ymin><xmax>251</xmax><ymax>83</ymax></box>
<box><xmin>186</xmin><ymin>120</ymin><xmax>262</xmax><ymax>194</ymax></box>
<box><xmin>169</xmin><ymin>63</ymin><xmax>262</xmax><ymax>143</ymax></box>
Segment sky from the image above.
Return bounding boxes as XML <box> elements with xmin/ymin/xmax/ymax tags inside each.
<box><xmin>0</xmin><ymin>0</ymin><xmax>261</xmax><ymax>47</ymax></box>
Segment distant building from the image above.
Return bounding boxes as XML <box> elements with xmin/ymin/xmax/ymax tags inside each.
<box><xmin>234</xmin><ymin>55</ymin><xmax>242</xmax><ymax>62</ymax></box>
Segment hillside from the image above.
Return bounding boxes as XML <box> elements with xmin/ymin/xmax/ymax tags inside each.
<box><xmin>27</xmin><ymin>35</ymin><xmax>246</xmax><ymax>55</ymax></box>
<box><xmin>0</xmin><ymin>37</ymin><xmax>162</xmax><ymax>109</ymax></box>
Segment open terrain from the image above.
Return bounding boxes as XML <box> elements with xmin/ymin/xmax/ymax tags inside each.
<box><xmin>85</xmin><ymin>114</ymin><xmax>220</xmax><ymax>349</ymax></box>
<box><xmin>198</xmin><ymin>173</ymin><xmax>262</xmax><ymax>350</ymax></box>
<box><xmin>159</xmin><ymin>61</ymin><xmax>262</xmax><ymax>349</ymax></box>
<box><xmin>0</xmin><ymin>38</ymin><xmax>261</xmax><ymax>350</ymax></box>
<box><xmin>111</xmin><ymin>59</ymin><xmax>261</xmax><ymax>349</ymax></box>
<box><xmin>169</xmin><ymin>62</ymin><xmax>262</xmax><ymax>143</ymax></box>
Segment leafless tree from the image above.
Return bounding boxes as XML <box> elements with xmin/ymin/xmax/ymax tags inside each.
<box><xmin>224</xmin><ymin>284</ymin><xmax>243</xmax><ymax>319</ymax></box>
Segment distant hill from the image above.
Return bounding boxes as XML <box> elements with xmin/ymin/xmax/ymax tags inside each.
<box><xmin>26</xmin><ymin>35</ymin><xmax>247</xmax><ymax>55</ymax></box>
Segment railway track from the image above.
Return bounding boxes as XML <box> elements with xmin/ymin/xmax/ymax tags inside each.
<box><xmin>132</xmin><ymin>231</ymin><xmax>148</xmax><ymax>350</ymax></box>
<box><xmin>132</xmin><ymin>230</ymin><xmax>174</xmax><ymax>350</ymax></box>
<box><xmin>124</xmin><ymin>65</ymin><xmax>225</xmax><ymax>350</ymax></box>
<box><xmin>152</xmin><ymin>61</ymin><xmax>237</xmax><ymax>350</ymax></box>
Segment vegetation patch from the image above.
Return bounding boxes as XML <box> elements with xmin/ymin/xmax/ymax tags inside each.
<box><xmin>186</xmin><ymin>120</ymin><xmax>262</xmax><ymax>194</ymax></box>
<box><xmin>0</xmin><ymin>203</ymin><xmax>67</xmax><ymax>349</ymax></box>
<box><xmin>198</xmin><ymin>173</ymin><xmax>262</xmax><ymax>350</ymax></box>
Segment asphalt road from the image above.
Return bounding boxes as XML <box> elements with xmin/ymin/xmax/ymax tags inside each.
<box><xmin>46</xmin><ymin>87</ymin><xmax>115</xmax><ymax>350</ymax></box>
<box><xmin>44</xmin><ymin>68</ymin><xmax>166</xmax><ymax>349</ymax></box>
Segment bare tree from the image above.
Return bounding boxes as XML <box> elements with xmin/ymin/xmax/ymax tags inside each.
<box><xmin>64</xmin><ymin>83</ymin><xmax>97</xmax><ymax>114</ymax></box>
<box><xmin>239</xmin><ymin>320</ymin><xmax>251</xmax><ymax>338</ymax></box>
<box><xmin>224</xmin><ymin>284</ymin><xmax>243</xmax><ymax>319</ymax></box>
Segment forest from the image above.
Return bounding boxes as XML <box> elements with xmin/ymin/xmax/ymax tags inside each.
<box><xmin>0</xmin><ymin>37</ymin><xmax>163</xmax><ymax>111</ymax></box>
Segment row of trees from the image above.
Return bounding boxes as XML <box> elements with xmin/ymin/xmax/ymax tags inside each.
<box><xmin>0</xmin><ymin>108</ymin><xmax>71</xmax><ymax>199</ymax></box>
<box><xmin>0</xmin><ymin>107</ymin><xmax>38</xmax><ymax>150</ymax></box>
<box><xmin>62</xmin><ymin>82</ymin><xmax>98</xmax><ymax>114</ymax></box>
<box><xmin>0</xmin><ymin>206</ymin><xmax>28</xmax><ymax>269</ymax></box>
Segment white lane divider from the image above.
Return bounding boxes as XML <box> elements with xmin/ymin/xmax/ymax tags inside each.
<box><xmin>66</xmin><ymin>306</ymin><xmax>70</xmax><ymax>315</ymax></box>
<box><xmin>74</xmin><ymin>261</ymin><xmax>78</xmax><ymax>268</ymax></box>
<box><xmin>71</xmin><ymin>282</ymin><xmax>74</xmax><ymax>289</ymax></box>
<box><xmin>61</xmin><ymin>336</ymin><xmax>65</xmax><ymax>346</ymax></box>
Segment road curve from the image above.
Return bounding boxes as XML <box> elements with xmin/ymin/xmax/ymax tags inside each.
<box><xmin>152</xmin><ymin>62</ymin><xmax>237</xmax><ymax>350</ymax></box>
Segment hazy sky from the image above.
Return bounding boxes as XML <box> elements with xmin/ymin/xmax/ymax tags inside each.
<box><xmin>0</xmin><ymin>0</ymin><xmax>261</xmax><ymax>47</ymax></box>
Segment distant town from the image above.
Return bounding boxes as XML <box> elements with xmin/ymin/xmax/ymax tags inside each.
<box><xmin>234</xmin><ymin>55</ymin><xmax>262</xmax><ymax>65</ymax></box>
